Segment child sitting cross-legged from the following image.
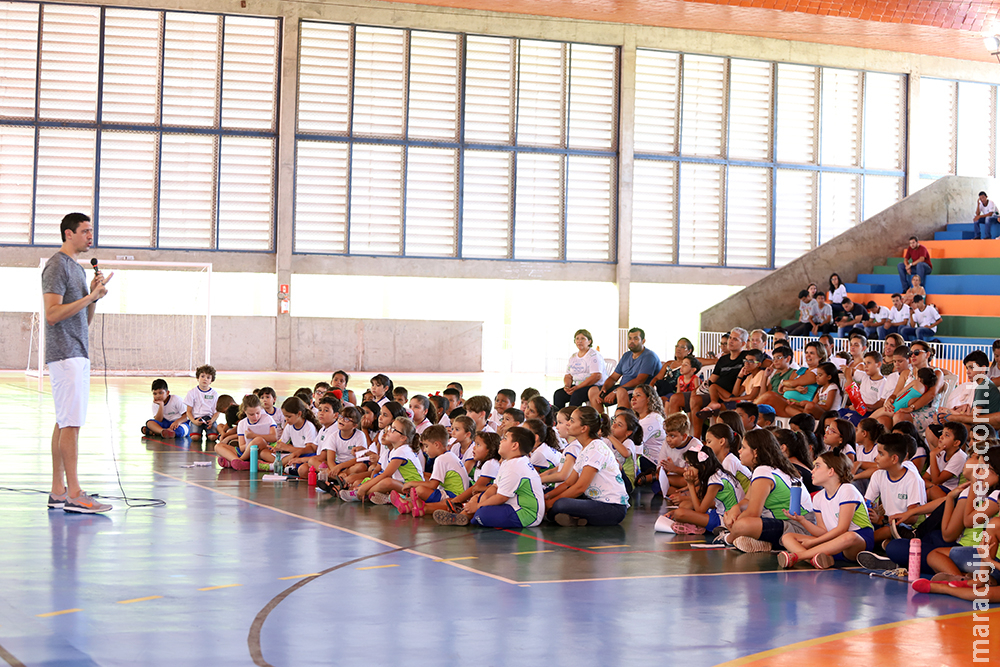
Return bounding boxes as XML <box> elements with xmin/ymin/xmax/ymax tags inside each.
<box><xmin>658</xmin><ymin>447</ymin><xmax>744</xmax><ymax>535</ymax></box>
<box><xmin>777</xmin><ymin>450</ymin><xmax>875</xmax><ymax>569</ymax></box>
<box><xmin>429</xmin><ymin>432</ymin><xmax>502</xmax><ymax>522</ymax></box>
<box><xmin>144</xmin><ymin>378</ymin><xmax>190</xmax><ymax>439</ymax></box>
<box><xmin>924</xmin><ymin>420</ymin><xmax>969</xmax><ymax>500</ymax></box>
<box><xmin>392</xmin><ymin>425</ymin><xmax>470</xmax><ymax>516</ymax></box>
<box><xmin>607</xmin><ymin>410</ymin><xmax>643</xmax><ymax>493</ymax></box>
<box><xmin>657</xmin><ymin>412</ymin><xmax>704</xmax><ymax>495</ymax></box>
<box><xmin>449</xmin><ymin>415</ymin><xmax>477</xmax><ymax>474</ymax></box>
<box><xmin>342</xmin><ymin>417</ymin><xmax>423</xmax><ymax>504</ymax></box>
<box><xmin>525</xmin><ymin>418</ymin><xmax>563</xmax><ymax>475</ymax></box>
<box><xmin>434</xmin><ymin>427</ymin><xmax>545</xmax><ymax>528</ymax></box>
<box><xmin>311</xmin><ymin>403</ymin><xmax>367</xmax><ymax>484</ymax></box>
<box><xmin>273</xmin><ymin>397</ymin><xmax>322</xmax><ymax>475</ymax></box>
<box><xmin>215</xmin><ymin>394</ymin><xmax>278</xmax><ymax>470</ymax></box>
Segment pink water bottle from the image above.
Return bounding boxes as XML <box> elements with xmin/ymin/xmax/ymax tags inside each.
<box><xmin>908</xmin><ymin>538</ymin><xmax>921</xmax><ymax>581</ymax></box>
<box><xmin>307</xmin><ymin>466</ymin><xmax>317</xmax><ymax>487</ymax></box>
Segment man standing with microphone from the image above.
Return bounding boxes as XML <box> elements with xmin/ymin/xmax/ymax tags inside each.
<box><xmin>42</xmin><ymin>213</ymin><xmax>114</xmax><ymax>513</ymax></box>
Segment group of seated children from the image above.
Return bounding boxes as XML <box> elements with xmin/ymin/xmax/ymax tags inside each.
<box><xmin>139</xmin><ymin>350</ymin><xmax>998</xmax><ymax>591</ymax></box>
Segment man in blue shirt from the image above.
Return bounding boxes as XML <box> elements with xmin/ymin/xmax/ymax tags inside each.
<box><xmin>589</xmin><ymin>328</ymin><xmax>661</xmax><ymax>411</ymax></box>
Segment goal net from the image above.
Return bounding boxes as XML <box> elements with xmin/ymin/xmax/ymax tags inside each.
<box><xmin>27</xmin><ymin>260</ymin><xmax>211</xmax><ymax>379</ymax></box>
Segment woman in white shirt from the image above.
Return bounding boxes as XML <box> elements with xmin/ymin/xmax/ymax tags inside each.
<box><xmin>553</xmin><ymin>329</ymin><xmax>606</xmax><ymax>410</ymax></box>
<box><xmin>828</xmin><ymin>273</ymin><xmax>847</xmax><ymax>319</ymax></box>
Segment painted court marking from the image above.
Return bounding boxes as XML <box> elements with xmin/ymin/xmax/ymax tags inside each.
<box><xmin>588</xmin><ymin>544</ymin><xmax>630</xmax><ymax>549</ymax></box>
<box><xmin>435</xmin><ymin>556</ymin><xmax>478</xmax><ymax>562</ymax></box>
<box><xmin>198</xmin><ymin>584</ymin><xmax>242</xmax><ymax>591</ymax></box>
<box><xmin>511</xmin><ymin>550</ymin><xmax>554</xmax><ymax>555</ymax></box>
<box><xmin>356</xmin><ymin>564</ymin><xmax>399</xmax><ymax>571</ymax></box>
<box><xmin>116</xmin><ymin>596</ymin><xmax>163</xmax><ymax>605</ymax></box>
<box><xmin>35</xmin><ymin>608</ymin><xmax>81</xmax><ymax>618</ymax></box>
<box><xmin>278</xmin><ymin>573</ymin><xmax>321</xmax><ymax>581</ymax></box>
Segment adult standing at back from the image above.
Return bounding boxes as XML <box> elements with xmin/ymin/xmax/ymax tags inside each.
<box><xmin>590</xmin><ymin>328</ymin><xmax>660</xmax><ymax>412</ymax></box>
<box><xmin>42</xmin><ymin>213</ymin><xmax>113</xmax><ymax>514</ymax></box>
<box><xmin>897</xmin><ymin>236</ymin><xmax>932</xmax><ymax>293</ymax></box>
<box><xmin>972</xmin><ymin>191</ymin><xmax>999</xmax><ymax>240</ymax></box>
<box><xmin>554</xmin><ymin>329</ymin><xmax>606</xmax><ymax>410</ymax></box>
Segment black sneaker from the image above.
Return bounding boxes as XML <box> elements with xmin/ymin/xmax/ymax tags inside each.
<box><xmin>857</xmin><ymin>551</ymin><xmax>895</xmax><ymax>571</ymax></box>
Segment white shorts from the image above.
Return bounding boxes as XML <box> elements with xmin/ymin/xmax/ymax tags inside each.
<box><xmin>50</xmin><ymin>357</ymin><xmax>90</xmax><ymax>428</ymax></box>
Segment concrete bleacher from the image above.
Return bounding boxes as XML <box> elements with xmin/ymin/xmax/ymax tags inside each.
<box><xmin>844</xmin><ymin>228</ymin><xmax>1000</xmax><ymax>348</ymax></box>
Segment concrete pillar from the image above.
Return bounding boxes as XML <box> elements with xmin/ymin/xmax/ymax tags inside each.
<box><xmin>617</xmin><ymin>29</ymin><xmax>637</xmax><ymax>330</ymax></box>
<box><xmin>905</xmin><ymin>72</ymin><xmax>920</xmax><ymax>196</ymax></box>
<box><xmin>274</xmin><ymin>11</ymin><xmax>300</xmax><ymax>371</ymax></box>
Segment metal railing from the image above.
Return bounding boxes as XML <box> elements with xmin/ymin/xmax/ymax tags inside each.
<box><xmin>699</xmin><ymin>331</ymin><xmax>991</xmax><ymax>383</ymax></box>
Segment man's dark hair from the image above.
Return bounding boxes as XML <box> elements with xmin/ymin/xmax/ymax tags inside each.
<box><xmin>980</xmin><ymin>191</ymin><xmax>988</xmax><ymax>198</ymax></box>
<box><xmin>151</xmin><ymin>379</ymin><xmax>168</xmax><ymax>392</ymax></box>
<box><xmin>798</xmin><ymin>289</ymin><xmax>809</xmax><ymax>299</ymax></box>
<box><xmin>60</xmin><ymin>213</ymin><xmax>90</xmax><ymax>241</ymax></box>
<box><xmin>909</xmin><ymin>235</ymin><xmax>918</xmax><ymax>242</ymax></box>
<box><xmin>628</xmin><ymin>327</ymin><xmax>645</xmax><ymax>340</ymax></box>
<box><xmin>912</xmin><ymin>295</ymin><xmax>924</xmax><ymax>303</ymax></box>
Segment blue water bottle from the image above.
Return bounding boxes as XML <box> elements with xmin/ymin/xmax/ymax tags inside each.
<box><xmin>249</xmin><ymin>444</ymin><xmax>259</xmax><ymax>473</ymax></box>
<box><xmin>788</xmin><ymin>479</ymin><xmax>803</xmax><ymax>516</ymax></box>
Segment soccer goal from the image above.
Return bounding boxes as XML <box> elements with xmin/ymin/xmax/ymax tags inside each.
<box><xmin>27</xmin><ymin>260</ymin><xmax>212</xmax><ymax>383</ymax></box>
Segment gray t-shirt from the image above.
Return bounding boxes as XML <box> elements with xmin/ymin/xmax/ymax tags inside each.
<box><xmin>41</xmin><ymin>252</ymin><xmax>90</xmax><ymax>364</ymax></box>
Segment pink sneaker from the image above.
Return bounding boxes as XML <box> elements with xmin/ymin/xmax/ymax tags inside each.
<box><xmin>218</xmin><ymin>457</ymin><xmax>231</xmax><ymax>468</ymax></box>
<box><xmin>230</xmin><ymin>459</ymin><xmax>251</xmax><ymax>471</ymax></box>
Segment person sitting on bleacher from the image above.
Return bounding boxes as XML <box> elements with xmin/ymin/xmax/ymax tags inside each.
<box><xmin>786</xmin><ymin>290</ymin><xmax>818</xmax><ymax>337</ymax></box>
<box><xmin>811</xmin><ymin>292</ymin><xmax>835</xmax><ymax>336</ymax></box>
<box><xmin>883</xmin><ymin>294</ymin><xmax>910</xmax><ymax>340</ymax></box>
<box><xmin>902</xmin><ymin>274</ymin><xmax>926</xmax><ymax>308</ymax></box>
<box><xmin>864</xmin><ymin>301</ymin><xmax>890</xmax><ymax>341</ymax></box>
<box><xmin>972</xmin><ymin>191</ymin><xmax>999</xmax><ymax>240</ymax></box>
<box><xmin>900</xmin><ymin>295</ymin><xmax>941</xmax><ymax>342</ymax></box>
<box><xmin>834</xmin><ymin>298</ymin><xmax>868</xmax><ymax>338</ymax></box>
<box><xmin>897</xmin><ymin>236</ymin><xmax>932</xmax><ymax>293</ymax></box>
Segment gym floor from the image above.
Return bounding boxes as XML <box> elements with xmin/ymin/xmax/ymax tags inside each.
<box><xmin>0</xmin><ymin>371</ymin><xmax>987</xmax><ymax>666</ymax></box>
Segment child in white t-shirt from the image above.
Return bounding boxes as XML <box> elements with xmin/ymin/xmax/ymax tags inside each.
<box><xmin>448</xmin><ymin>415</ymin><xmax>478</xmax><ymax>473</ymax></box>
<box><xmin>346</xmin><ymin>417</ymin><xmax>423</xmax><ymax>504</ymax></box>
<box><xmin>426</xmin><ymin>431</ymin><xmax>502</xmax><ymax>519</ymax></box>
<box><xmin>778</xmin><ymin>451</ymin><xmax>874</xmax><ymax>569</ymax></box>
<box><xmin>144</xmin><ymin>378</ymin><xmax>190</xmax><ymax>439</ymax></box>
<box><xmin>274</xmin><ymin>397</ymin><xmax>321</xmax><ymax>475</ymax></box>
<box><xmin>184</xmin><ymin>364</ymin><xmax>220</xmax><ymax>441</ymax></box>
<box><xmin>861</xmin><ymin>433</ymin><xmax>928</xmax><ymax>545</ymax></box>
<box><xmin>312</xmin><ymin>405</ymin><xmax>368</xmax><ymax>483</ymax></box>
<box><xmin>395</xmin><ymin>425</ymin><xmax>470</xmax><ymax>516</ymax></box>
<box><xmin>660</xmin><ymin>447</ymin><xmax>743</xmax><ymax>535</ymax></box>
<box><xmin>924</xmin><ymin>421</ymin><xmax>968</xmax><ymax>499</ymax></box>
<box><xmin>215</xmin><ymin>394</ymin><xmax>277</xmax><ymax>471</ymax></box>
<box><xmin>524</xmin><ymin>419</ymin><xmax>563</xmax><ymax>474</ymax></box>
<box><xmin>658</xmin><ymin>412</ymin><xmax>703</xmax><ymax>494</ymax></box>
<box><xmin>607</xmin><ymin>410</ymin><xmax>642</xmax><ymax>489</ymax></box>
<box><xmin>259</xmin><ymin>387</ymin><xmax>285</xmax><ymax>432</ymax></box>
<box><xmin>540</xmin><ymin>407</ymin><xmax>580</xmax><ymax>486</ymax></box>
<box><xmin>850</xmin><ymin>417</ymin><xmax>884</xmax><ymax>491</ymax></box>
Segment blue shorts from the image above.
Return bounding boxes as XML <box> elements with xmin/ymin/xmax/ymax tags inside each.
<box><xmin>834</xmin><ymin>526</ymin><xmax>875</xmax><ymax>562</ymax></box>
<box><xmin>426</xmin><ymin>488</ymin><xmax>457</xmax><ymax>503</ymax></box>
<box><xmin>705</xmin><ymin>509</ymin><xmax>722</xmax><ymax>533</ymax></box>
<box><xmin>149</xmin><ymin>418</ymin><xmax>190</xmax><ymax>437</ymax></box>
<box><xmin>285</xmin><ymin>452</ymin><xmax>317</xmax><ymax>474</ymax></box>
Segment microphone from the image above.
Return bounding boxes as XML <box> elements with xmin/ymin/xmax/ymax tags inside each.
<box><xmin>91</xmin><ymin>257</ymin><xmax>99</xmax><ymax>276</ymax></box>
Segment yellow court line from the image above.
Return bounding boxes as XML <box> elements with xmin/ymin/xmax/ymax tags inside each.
<box><xmin>356</xmin><ymin>564</ymin><xmax>400</xmax><ymax>571</ymax></box>
<box><xmin>588</xmin><ymin>544</ymin><xmax>630</xmax><ymax>549</ymax></box>
<box><xmin>713</xmin><ymin>608</ymin><xmax>1000</xmax><ymax>667</ymax></box>
<box><xmin>36</xmin><ymin>608</ymin><xmax>81</xmax><ymax>618</ymax></box>
<box><xmin>116</xmin><ymin>596</ymin><xmax>163</xmax><ymax>605</ymax></box>
<box><xmin>153</xmin><ymin>470</ymin><xmax>519</xmax><ymax>586</ymax></box>
<box><xmin>511</xmin><ymin>550</ymin><xmax>554</xmax><ymax>555</ymax></box>
<box><xmin>198</xmin><ymin>584</ymin><xmax>243</xmax><ymax>591</ymax></box>
<box><xmin>278</xmin><ymin>573</ymin><xmax>320</xmax><ymax>581</ymax></box>
<box><xmin>435</xmin><ymin>556</ymin><xmax>479</xmax><ymax>562</ymax></box>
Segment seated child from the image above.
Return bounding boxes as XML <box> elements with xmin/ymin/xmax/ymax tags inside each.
<box><xmin>434</xmin><ymin>428</ymin><xmax>544</xmax><ymax>528</ymax></box>
<box><xmin>540</xmin><ymin>407</ymin><xmax>580</xmax><ymax>486</ymax></box>
<box><xmin>778</xmin><ymin>450</ymin><xmax>875</xmax><ymax>569</ymax></box>
<box><xmin>857</xmin><ymin>433</ymin><xmax>928</xmax><ymax>553</ymax></box>
<box><xmin>346</xmin><ymin>417</ymin><xmax>423</xmax><ymax>503</ymax></box>
<box><xmin>659</xmin><ymin>448</ymin><xmax>743</xmax><ymax>535</ymax></box>
<box><xmin>259</xmin><ymin>387</ymin><xmax>284</xmax><ymax>432</ymax></box>
<box><xmin>144</xmin><ymin>378</ymin><xmax>190</xmax><ymax>438</ymax></box>
<box><xmin>429</xmin><ymin>394</ymin><xmax>450</xmax><ymax>428</ymax></box>
<box><xmin>429</xmin><ymin>432</ymin><xmax>502</xmax><ymax>520</ymax></box>
<box><xmin>215</xmin><ymin>396</ymin><xmax>239</xmax><ymax>443</ymax></box>
<box><xmin>704</xmin><ymin>423</ymin><xmax>751</xmax><ymax>493</ymax></box>
<box><xmin>757</xmin><ymin>404</ymin><xmax>776</xmax><ymax>428</ymax></box>
<box><xmin>449</xmin><ymin>415</ymin><xmax>477</xmax><ymax>473</ymax></box>
<box><xmin>273</xmin><ymin>397</ymin><xmax>321</xmax><ymax>474</ymax></box>
<box><xmin>924</xmin><ymin>420</ymin><xmax>969</xmax><ymax>500</ymax></box>
<box><xmin>520</xmin><ymin>387</ymin><xmax>540</xmax><ymax>412</ymax></box>
<box><xmin>851</xmin><ymin>418</ymin><xmax>884</xmax><ymax>492</ymax></box>
<box><xmin>607</xmin><ymin>410</ymin><xmax>642</xmax><ymax>492</ymax></box>
<box><xmin>370</xmin><ymin>374</ymin><xmax>393</xmax><ymax>408</ymax></box>
<box><xmin>409</xmin><ymin>395</ymin><xmax>435</xmax><ymax>434</ymax></box>
<box><xmin>215</xmin><ymin>394</ymin><xmax>278</xmax><ymax>470</ymax></box>
<box><xmin>184</xmin><ymin>364</ymin><xmax>221</xmax><ymax>441</ymax></box>
<box><xmin>392</xmin><ymin>426</ymin><xmax>470</xmax><ymax>516</ymax></box>
<box><xmin>490</xmin><ymin>389</ymin><xmax>515</xmax><ymax>430</ymax></box>
<box><xmin>524</xmin><ymin>418</ymin><xmax>563</xmax><ymax>475</ymax></box>
<box><xmin>464</xmin><ymin>395</ymin><xmax>496</xmax><ymax>434</ymax></box>
<box><xmin>499</xmin><ymin>408</ymin><xmax>524</xmax><ymax>436</ymax></box>
<box><xmin>657</xmin><ymin>412</ymin><xmax>703</xmax><ymax>494</ymax></box>
<box><xmin>311</xmin><ymin>403</ymin><xmax>366</xmax><ymax>483</ymax></box>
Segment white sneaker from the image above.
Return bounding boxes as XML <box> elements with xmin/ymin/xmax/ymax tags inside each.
<box><xmin>339</xmin><ymin>489</ymin><xmax>359</xmax><ymax>502</ymax></box>
<box><xmin>64</xmin><ymin>493</ymin><xmax>112</xmax><ymax>514</ymax></box>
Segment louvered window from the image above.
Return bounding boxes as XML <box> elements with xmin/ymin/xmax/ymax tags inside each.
<box><xmin>681</xmin><ymin>55</ymin><xmax>726</xmax><ymax>157</ymax></box>
<box><xmin>776</xmin><ymin>64</ymin><xmax>818</xmax><ymax>165</ymax></box>
<box><xmin>820</xmin><ymin>68</ymin><xmax>862</xmax><ymax>168</ymax></box>
<box><xmin>294</xmin><ymin>24</ymin><xmax>617</xmax><ymax>261</ymax></box>
<box><xmin>819</xmin><ymin>172</ymin><xmax>859</xmax><ymax>244</ymax></box>
<box><xmin>956</xmin><ymin>82</ymin><xmax>994</xmax><ymax>177</ymax></box>
<box><xmin>726</xmin><ymin>166</ymin><xmax>770</xmax><ymax>267</ymax></box>
<box><xmin>729</xmin><ymin>60</ymin><xmax>772</xmax><ymax>161</ymax></box>
<box><xmin>634</xmin><ymin>51</ymin><xmax>679</xmax><ymax>154</ymax></box>
<box><xmin>864</xmin><ymin>72</ymin><xmax>905</xmax><ymax>171</ymax></box>
<box><xmin>679</xmin><ymin>162</ymin><xmax>724</xmax><ymax>265</ymax></box>
<box><xmin>918</xmin><ymin>79</ymin><xmax>957</xmax><ymax>177</ymax></box>
<box><xmin>0</xmin><ymin>3</ymin><xmax>279</xmax><ymax>251</ymax></box>
<box><xmin>774</xmin><ymin>170</ymin><xmax>816</xmax><ymax>269</ymax></box>
<box><xmin>631</xmin><ymin>160</ymin><xmax>676</xmax><ymax>264</ymax></box>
